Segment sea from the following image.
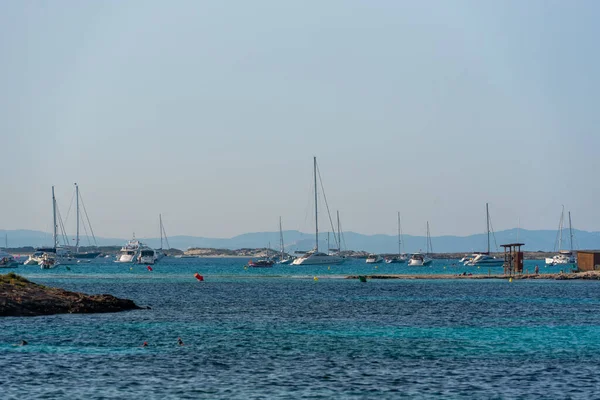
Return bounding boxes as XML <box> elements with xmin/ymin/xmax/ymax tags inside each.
<box><xmin>1</xmin><ymin>257</ymin><xmax>599</xmax><ymax>399</ymax></box>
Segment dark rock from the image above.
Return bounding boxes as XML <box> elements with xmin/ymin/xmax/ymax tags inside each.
<box><xmin>0</xmin><ymin>273</ymin><xmax>142</xmax><ymax>317</ymax></box>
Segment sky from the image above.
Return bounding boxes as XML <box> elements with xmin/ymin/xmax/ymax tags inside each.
<box><xmin>1</xmin><ymin>1</ymin><xmax>599</xmax><ymax>240</ymax></box>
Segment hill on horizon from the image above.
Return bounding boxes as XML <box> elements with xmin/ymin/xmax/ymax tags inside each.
<box><xmin>2</xmin><ymin>228</ymin><xmax>599</xmax><ymax>253</ymax></box>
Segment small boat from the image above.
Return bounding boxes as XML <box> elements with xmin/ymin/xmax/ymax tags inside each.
<box><xmin>408</xmin><ymin>222</ymin><xmax>433</xmax><ymax>266</ymax></box>
<box><xmin>291</xmin><ymin>157</ymin><xmax>345</xmax><ymax>266</ymax></box>
<box><xmin>366</xmin><ymin>254</ymin><xmax>383</xmax><ymax>264</ymax></box>
<box><xmin>0</xmin><ymin>251</ymin><xmax>19</xmax><ymax>268</ymax></box>
<box><xmin>248</xmin><ymin>258</ymin><xmax>274</xmax><ymax>268</ymax></box>
<box><xmin>40</xmin><ymin>253</ymin><xmax>58</xmax><ymax>269</ymax></box>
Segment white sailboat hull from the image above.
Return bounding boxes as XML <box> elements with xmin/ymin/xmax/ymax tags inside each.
<box><xmin>292</xmin><ymin>253</ymin><xmax>345</xmax><ymax>265</ymax></box>
<box><xmin>116</xmin><ymin>254</ymin><xmax>137</xmax><ymax>263</ymax></box>
<box><xmin>366</xmin><ymin>255</ymin><xmax>383</xmax><ymax>264</ymax></box>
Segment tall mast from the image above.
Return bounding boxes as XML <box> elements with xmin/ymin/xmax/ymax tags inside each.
<box><xmin>559</xmin><ymin>205</ymin><xmax>564</xmax><ymax>250</ymax></box>
<box><xmin>160</xmin><ymin>214</ymin><xmax>163</xmax><ymax>250</ymax></box>
<box><xmin>486</xmin><ymin>203</ymin><xmax>490</xmax><ymax>254</ymax></box>
<box><xmin>75</xmin><ymin>183</ymin><xmax>80</xmax><ymax>252</ymax></box>
<box><xmin>52</xmin><ymin>186</ymin><xmax>58</xmax><ymax>249</ymax></box>
<box><xmin>314</xmin><ymin>156</ymin><xmax>318</xmax><ymax>252</ymax></box>
<box><xmin>569</xmin><ymin>211</ymin><xmax>573</xmax><ymax>252</ymax></box>
<box><xmin>279</xmin><ymin>216</ymin><xmax>284</xmax><ymax>260</ymax></box>
<box><xmin>427</xmin><ymin>221</ymin><xmax>431</xmax><ymax>255</ymax></box>
<box><xmin>337</xmin><ymin>210</ymin><xmax>341</xmax><ymax>251</ymax></box>
<box><xmin>397</xmin><ymin>212</ymin><xmax>401</xmax><ymax>256</ymax></box>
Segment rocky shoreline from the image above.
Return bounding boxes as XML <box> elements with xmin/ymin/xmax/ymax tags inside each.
<box><xmin>0</xmin><ymin>273</ymin><xmax>142</xmax><ymax>317</ymax></box>
<box><xmin>346</xmin><ymin>271</ymin><xmax>600</xmax><ymax>280</ymax></box>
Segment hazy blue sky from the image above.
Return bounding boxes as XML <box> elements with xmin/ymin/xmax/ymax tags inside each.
<box><xmin>1</xmin><ymin>1</ymin><xmax>599</xmax><ymax>239</ymax></box>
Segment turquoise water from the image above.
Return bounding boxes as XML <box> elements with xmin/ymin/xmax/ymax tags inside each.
<box><xmin>1</xmin><ymin>258</ymin><xmax>597</xmax><ymax>399</ymax></box>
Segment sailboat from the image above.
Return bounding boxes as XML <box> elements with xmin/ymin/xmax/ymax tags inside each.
<box><xmin>385</xmin><ymin>212</ymin><xmax>408</xmax><ymax>264</ymax></box>
<box><xmin>277</xmin><ymin>217</ymin><xmax>293</xmax><ymax>264</ymax></box>
<box><xmin>38</xmin><ymin>186</ymin><xmax>77</xmax><ymax>269</ymax></box>
<box><xmin>156</xmin><ymin>214</ymin><xmax>169</xmax><ymax>261</ymax></box>
<box><xmin>466</xmin><ymin>203</ymin><xmax>504</xmax><ymax>267</ymax></box>
<box><xmin>72</xmin><ymin>183</ymin><xmax>101</xmax><ymax>259</ymax></box>
<box><xmin>408</xmin><ymin>222</ymin><xmax>433</xmax><ymax>266</ymax></box>
<box><xmin>545</xmin><ymin>207</ymin><xmax>576</xmax><ymax>266</ymax></box>
<box><xmin>292</xmin><ymin>157</ymin><xmax>345</xmax><ymax>265</ymax></box>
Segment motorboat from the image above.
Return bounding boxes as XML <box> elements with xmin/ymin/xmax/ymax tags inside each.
<box><xmin>408</xmin><ymin>252</ymin><xmax>432</xmax><ymax>266</ymax></box>
<box><xmin>466</xmin><ymin>252</ymin><xmax>504</xmax><ymax>267</ymax></box>
<box><xmin>116</xmin><ymin>237</ymin><xmax>143</xmax><ymax>263</ymax></box>
<box><xmin>366</xmin><ymin>254</ymin><xmax>383</xmax><ymax>264</ymax></box>
<box><xmin>40</xmin><ymin>253</ymin><xmax>58</xmax><ymax>269</ymax></box>
<box><xmin>385</xmin><ymin>254</ymin><xmax>408</xmax><ymax>264</ymax></box>
<box><xmin>291</xmin><ymin>157</ymin><xmax>345</xmax><ymax>266</ymax></box>
<box><xmin>0</xmin><ymin>251</ymin><xmax>18</xmax><ymax>268</ymax></box>
<box><xmin>138</xmin><ymin>247</ymin><xmax>158</xmax><ymax>264</ymax></box>
<box><xmin>248</xmin><ymin>258</ymin><xmax>274</xmax><ymax>268</ymax></box>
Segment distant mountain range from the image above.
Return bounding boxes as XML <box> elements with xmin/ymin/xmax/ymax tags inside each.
<box><xmin>2</xmin><ymin>228</ymin><xmax>599</xmax><ymax>253</ymax></box>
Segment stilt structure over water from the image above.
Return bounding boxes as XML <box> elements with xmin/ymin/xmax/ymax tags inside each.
<box><xmin>501</xmin><ymin>243</ymin><xmax>524</xmax><ymax>276</ymax></box>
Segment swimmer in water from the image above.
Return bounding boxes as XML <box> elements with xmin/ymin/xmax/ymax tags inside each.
<box><xmin>177</xmin><ymin>337</ymin><xmax>184</xmax><ymax>346</ymax></box>
<box><xmin>142</xmin><ymin>341</ymin><xmax>148</xmax><ymax>348</ymax></box>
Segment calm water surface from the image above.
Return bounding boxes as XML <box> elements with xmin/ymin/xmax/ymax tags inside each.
<box><xmin>0</xmin><ymin>258</ymin><xmax>597</xmax><ymax>399</ymax></box>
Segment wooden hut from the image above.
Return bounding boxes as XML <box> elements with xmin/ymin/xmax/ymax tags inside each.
<box><xmin>575</xmin><ymin>251</ymin><xmax>600</xmax><ymax>272</ymax></box>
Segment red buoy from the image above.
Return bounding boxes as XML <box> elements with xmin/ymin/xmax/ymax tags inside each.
<box><xmin>194</xmin><ymin>273</ymin><xmax>204</xmax><ymax>281</ymax></box>
<box><xmin>147</xmin><ymin>265</ymin><xmax>153</xmax><ymax>271</ymax></box>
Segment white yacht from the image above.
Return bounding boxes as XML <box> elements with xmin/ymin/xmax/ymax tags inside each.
<box><xmin>545</xmin><ymin>207</ymin><xmax>576</xmax><ymax>266</ymax></box>
<box><xmin>24</xmin><ymin>250</ymin><xmax>46</xmax><ymax>265</ymax></box>
<box><xmin>546</xmin><ymin>250</ymin><xmax>575</xmax><ymax>266</ymax></box>
<box><xmin>408</xmin><ymin>222</ymin><xmax>433</xmax><ymax>266</ymax></box>
<box><xmin>467</xmin><ymin>253</ymin><xmax>504</xmax><ymax>267</ymax></box>
<box><xmin>138</xmin><ymin>247</ymin><xmax>158</xmax><ymax>264</ymax></box>
<box><xmin>366</xmin><ymin>254</ymin><xmax>383</xmax><ymax>264</ymax></box>
<box><xmin>408</xmin><ymin>252</ymin><xmax>432</xmax><ymax>266</ymax></box>
<box><xmin>385</xmin><ymin>254</ymin><xmax>408</xmax><ymax>264</ymax></box>
<box><xmin>292</xmin><ymin>157</ymin><xmax>345</xmax><ymax>266</ymax></box>
<box><xmin>116</xmin><ymin>237</ymin><xmax>143</xmax><ymax>263</ymax></box>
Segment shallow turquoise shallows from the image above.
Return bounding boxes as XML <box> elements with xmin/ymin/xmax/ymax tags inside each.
<box><xmin>1</xmin><ymin>258</ymin><xmax>597</xmax><ymax>399</ymax></box>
